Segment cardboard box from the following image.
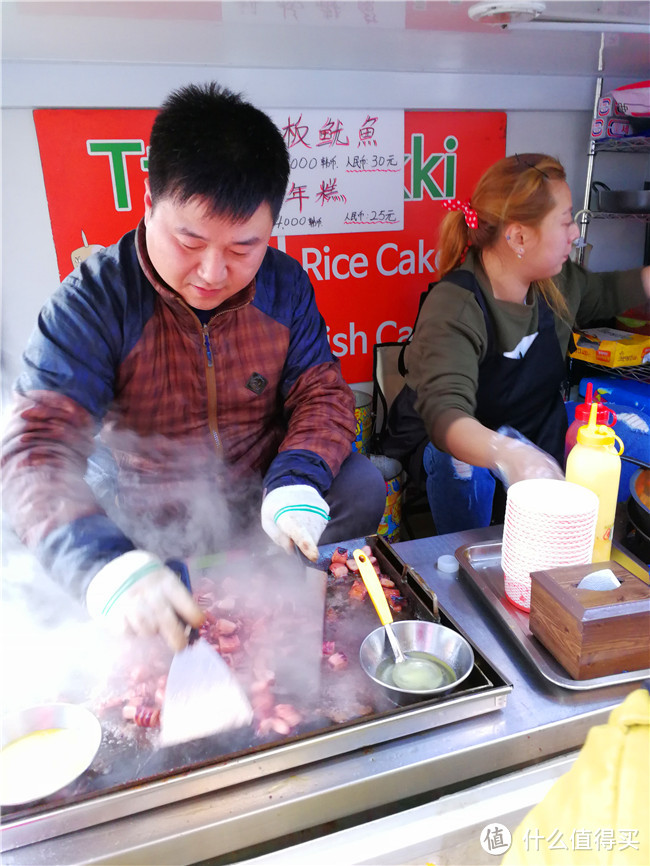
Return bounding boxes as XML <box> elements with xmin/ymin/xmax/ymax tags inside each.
<box><xmin>596</xmin><ymin>95</ymin><xmax>628</xmax><ymax>119</ymax></box>
<box><xmin>590</xmin><ymin>116</ymin><xmax>634</xmax><ymax>141</ymax></box>
<box><xmin>570</xmin><ymin>327</ymin><xmax>650</xmax><ymax>368</ymax></box>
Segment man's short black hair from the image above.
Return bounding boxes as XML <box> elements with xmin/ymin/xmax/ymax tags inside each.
<box><xmin>148</xmin><ymin>82</ymin><xmax>290</xmax><ymax>223</ymax></box>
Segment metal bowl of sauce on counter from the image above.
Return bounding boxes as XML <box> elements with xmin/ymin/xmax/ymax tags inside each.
<box><xmin>1</xmin><ymin>703</ymin><xmax>102</xmax><ymax>806</ymax></box>
<box><xmin>359</xmin><ymin>620</ymin><xmax>474</xmax><ymax>704</ymax></box>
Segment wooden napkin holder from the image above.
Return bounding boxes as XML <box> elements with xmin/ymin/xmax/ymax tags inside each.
<box><xmin>529</xmin><ymin>561</ymin><xmax>650</xmax><ymax>680</ymax></box>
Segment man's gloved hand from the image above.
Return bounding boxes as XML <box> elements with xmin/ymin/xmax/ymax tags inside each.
<box><xmin>86</xmin><ymin>550</ymin><xmax>204</xmax><ymax>652</ymax></box>
<box><xmin>261</xmin><ymin>484</ymin><xmax>330</xmax><ymax>562</ymax></box>
<box><xmin>491</xmin><ymin>426</ymin><xmax>564</xmax><ymax>489</ymax></box>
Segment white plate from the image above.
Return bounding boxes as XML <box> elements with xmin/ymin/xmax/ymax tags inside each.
<box><xmin>506</xmin><ymin>478</ymin><xmax>599</xmax><ymax>516</ymax></box>
<box><xmin>1</xmin><ymin>703</ymin><xmax>102</xmax><ymax>806</ymax></box>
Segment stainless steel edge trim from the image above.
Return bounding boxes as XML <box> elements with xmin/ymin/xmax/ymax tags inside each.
<box><xmin>238</xmin><ymin>752</ymin><xmax>581</xmax><ymax>866</ymax></box>
<box><xmin>1</xmin><ymin>685</ymin><xmax>510</xmax><ymax>853</ymax></box>
<box><xmin>2</xmin><ymin>710</ymin><xmax>606</xmax><ymax>866</ymax></box>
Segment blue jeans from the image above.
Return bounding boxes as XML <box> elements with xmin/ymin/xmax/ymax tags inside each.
<box><xmin>423</xmin><ymin>442</ymin><xmax>496</xmax><ymax>535</ymax></box>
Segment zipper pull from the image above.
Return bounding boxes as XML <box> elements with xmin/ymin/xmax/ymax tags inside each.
<box><xmin>202</xmin><ymin>327</ymin><xmax>213</xmax><ymax>368</ymax></box>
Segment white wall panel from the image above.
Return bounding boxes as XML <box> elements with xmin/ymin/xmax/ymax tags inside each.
<box><xmin>1</xmin><ymin>59</ymin><xmax>646</xmax><ymax>389</ymax></box>
<box><xmin>2</xmin><ymin>60</ymin><xmax>607</xmax><ymax>111</ymax></box>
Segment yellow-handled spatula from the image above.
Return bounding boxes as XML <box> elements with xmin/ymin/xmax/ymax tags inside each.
<box><xmin>353</xmin><ymin>549</ymin><xmax>407</xmax><ymax>665</ymax></box>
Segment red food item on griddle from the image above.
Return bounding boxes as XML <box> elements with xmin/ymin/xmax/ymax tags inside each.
<box><xmin>383</xmin><ymin>587</ymin><xmax>404</xmax><ymax>612</ymax></box>
<box><xmin>274</xmin><ymin>704</ymin><xmax>303</xmax><ymax>727</ymax></box>
<box><xmin>123</xmin><ymin>705</ymin><xmax>161</xmax><ymax>728</ymax></box>
<box><xmin>215</xmin><ymin>618</ymin><xmax>238</xmax><ymax>636</ymax></box>
<box><xmin>348</xmin><ymin>579</ymin><xmax>367</xmax><ymax>602</ymax></box>
<box><xmin>330</xmin><ymin>547</ymin><xmax>349</xmax><ymax>565</ymax></box>
<box><xmin>218</xmin><ymin>634</ymin><xmax>241</xmax><ymax>654</ymax></box>
<box><xmin>327</xmin><ymin>652</ymin><xmax>348</xmax><ymax>671</ymax></box>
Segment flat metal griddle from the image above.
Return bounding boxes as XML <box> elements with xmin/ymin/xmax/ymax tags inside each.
<box><xmin>2</xmin><ymin>536</ymin><xmax>512</xmax><ymax>854</ymax></box>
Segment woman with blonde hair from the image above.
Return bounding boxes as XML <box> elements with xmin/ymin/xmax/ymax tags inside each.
<box><xmin>386</xmin><ymin>153</ymin><xmax>650</xmax><ymax>533</ymax></box>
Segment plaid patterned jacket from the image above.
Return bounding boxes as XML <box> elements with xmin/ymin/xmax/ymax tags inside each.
<box><xmin>2</xmin><ymin>223</ymin><xmax>355</xmax><ymax>596</ymax></box>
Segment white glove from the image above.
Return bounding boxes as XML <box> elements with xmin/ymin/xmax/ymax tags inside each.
<box><xmin>261</xmin><ymin>484</ymin><xmax>330</xmax><ymax>562</ymax></box>
<box><xmin>491</xmin><ymin>427</ymin><xmax>564</xmax><ymax>489</ymax></box>
<box><xmin>86</xmin><ymin>550</ymin><xmax>204</xmax><ymax>651</ymax></box>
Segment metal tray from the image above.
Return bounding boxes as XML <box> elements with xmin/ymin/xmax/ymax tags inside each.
<box><xmin>2</xmin><ymin>536</ymin><xmax>512</xmax><ymax>854</ymax></box>
<box><xmin>456</xmin><ymin>541</ymin><xmax>650</xmax><ymax>691</ymax></box>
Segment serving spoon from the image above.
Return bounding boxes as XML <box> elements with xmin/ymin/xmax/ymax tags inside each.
<box><xmin>352</xmin><ymin>549</ymin><xmax>445</xmax><ymax>690</ymax></box>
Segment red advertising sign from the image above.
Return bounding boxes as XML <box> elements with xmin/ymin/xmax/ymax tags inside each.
<box><xmin>34</xmin><ymin>108</ymin><xmax>505</xmax><ymax>381</ymax></box>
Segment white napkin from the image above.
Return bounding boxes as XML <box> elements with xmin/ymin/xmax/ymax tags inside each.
<box><xmin>577</xmin><ymin>569</ymin><xmax>621</xmax><ymax>591</ymax></box>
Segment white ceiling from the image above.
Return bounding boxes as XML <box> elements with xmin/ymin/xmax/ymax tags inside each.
<box><xmin>2</xmin><ymin>1</ymin><xmax>649</xmax><ymax>78</ymax></box>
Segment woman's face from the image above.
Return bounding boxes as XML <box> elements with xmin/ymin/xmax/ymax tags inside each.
<box><xmin>525</xmin><ymin>180</ymin><xmax>580</xmax><ymax>279</ymax></box>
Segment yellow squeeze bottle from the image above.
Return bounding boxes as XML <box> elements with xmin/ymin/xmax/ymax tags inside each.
<box><xmin>565</xmin><ymin>401</ymin><xmax>624</xmax><ymax>562</ymax></box>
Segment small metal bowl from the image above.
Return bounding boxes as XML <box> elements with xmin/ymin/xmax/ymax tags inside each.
<box><xmin>1</xmin><ymin>703</ymin><xmax>102</xmax><ymax>806</ymax></box>
<box><xmin>359</xmin><ymin>620</ymin><xmax>474</xmax><ymax>705</ymax></box>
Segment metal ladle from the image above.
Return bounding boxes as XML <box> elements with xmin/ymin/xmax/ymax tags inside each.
<box><xmin>353</xmin><ymin>550</ymin><xmax>446</xmax><ymax>691</ymax></box>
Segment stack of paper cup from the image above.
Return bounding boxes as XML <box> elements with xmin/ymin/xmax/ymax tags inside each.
<box><xmin>501</xmin><ymin>479</ymin><xmax>599</xmax><ymax>612</ymax></box>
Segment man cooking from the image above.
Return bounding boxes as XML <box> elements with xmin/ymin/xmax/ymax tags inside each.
<box><xmin>1</xmin><ymin>82</ymin><xmax>386</xmax><ymax>652</ymax></box>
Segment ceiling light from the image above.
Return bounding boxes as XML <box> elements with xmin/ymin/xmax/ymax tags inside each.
<box><xmin>468</xmin><ymin>2</ymin><xmax>546</xmax><ymax>27</ymax></box>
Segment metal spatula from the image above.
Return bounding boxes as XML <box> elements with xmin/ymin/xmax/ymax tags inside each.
<box><xmin>159</xmin><ymin>560</ymin><xmax>253</xmax><ymax>748</ymax></box>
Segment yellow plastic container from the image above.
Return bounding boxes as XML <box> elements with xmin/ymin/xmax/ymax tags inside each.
<box><xmin>369</xmin><ymin>454</ymin><xmax>402</xmax><ymax>542</ymax></box>
<box><xmin>566</xmin><ymin>402</ymin><xmax>624</xmax><ymax>562</ymax></box>
<box><xmin>351</xmin><ymin>390</ymin><xmax>372</xmax><ymax>454</ymax></box>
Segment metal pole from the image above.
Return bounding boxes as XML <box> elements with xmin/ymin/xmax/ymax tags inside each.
<box><xmin>578</xmin><ymin>32</ymin><xmax>606</xmax><ymax>266</ymax></box>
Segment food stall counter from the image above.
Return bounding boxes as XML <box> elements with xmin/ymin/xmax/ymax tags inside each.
<box><xmin>1</xmin><ymin>526</ymin><xmax>641</xmax><ymax>866</ymax></box>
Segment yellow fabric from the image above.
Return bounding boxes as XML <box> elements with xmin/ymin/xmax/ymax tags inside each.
<box><xmin>502</xmin><ymin>687</ymin><xmax>650</xmax><ymax>866</ymax></box>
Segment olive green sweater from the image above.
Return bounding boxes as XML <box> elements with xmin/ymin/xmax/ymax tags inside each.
<box><xmin>403</xmin><ymin>248</ymin><xmax>645</xmax><ymax>448</ymax></box>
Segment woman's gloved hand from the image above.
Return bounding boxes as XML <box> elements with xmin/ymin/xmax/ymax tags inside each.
<box><xmin>490</xmin><ymin>426</ymin><xmax>564</xmax><ymax>489</ymax></box>
<box><xmin>85</xmin><ymin>550</ymin><xmax>204</xmax><ymax>651</ymax></box>
<box><xmin>261</xmin><ymin>484</ymin><xmax>330</xmax><ymax>562</ymax></box>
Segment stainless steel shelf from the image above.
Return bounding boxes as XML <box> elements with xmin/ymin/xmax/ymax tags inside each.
<box><xmin>579</xmin><ymin>74</ymin><xmax>650</xmax><ymax>266</ymax></box>
<box><xmin>594</xmin><ymin>136</ymin><xmax>650</xmax><ymax>154</ymax></box>
<box><xmin>571</xmin><ymin>360</ymin><xmax>650</xmax><ymax>383</ymax></box>
<box><xmin>589</xmin><ymin>211</ymin><xmax>650</xmax><ymax>222</ymax></box>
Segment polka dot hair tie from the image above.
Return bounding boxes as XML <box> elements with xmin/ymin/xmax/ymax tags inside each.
<box><xmin>442</xmin><ymin>198</ymin><xmax>478</xmax><ymax>229</ymax></box>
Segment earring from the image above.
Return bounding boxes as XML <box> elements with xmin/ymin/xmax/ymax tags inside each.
<box><xmin>506</xmin><ymin>234</ymin><xmax>511</xmax><ymax>240</ymax></box>
<box><xmin>517</xmin><ymin>247</ymin><xmax>524</xmax><ymax>259</ymax></box>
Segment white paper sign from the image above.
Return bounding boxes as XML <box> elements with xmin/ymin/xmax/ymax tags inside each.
<box><xmin>269</xmin><ymin>109</ymin><xmax>404</xmax><ymax>236</ymax></box>
<box><xmin>222</xmin><ymin>2</ymin><xmax>404</xmax><ymax>30</ymax></box>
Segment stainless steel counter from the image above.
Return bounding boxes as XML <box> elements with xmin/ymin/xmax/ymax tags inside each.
<box><xmin>2</xmin><ymin>527</ymin><xmax>640</xmax><ymax>866</ymax></box>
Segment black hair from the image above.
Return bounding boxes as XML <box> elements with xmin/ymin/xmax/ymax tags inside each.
<box><xmin>148</xmin><ymin>82</ymin><xmax>290</xmax><ymax>223</ymax></box>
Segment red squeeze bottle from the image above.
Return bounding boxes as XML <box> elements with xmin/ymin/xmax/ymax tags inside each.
<box><xmin>565</xmin><ymin>382</ymin><xmax>617</xmax><ymax>465</ymax></box>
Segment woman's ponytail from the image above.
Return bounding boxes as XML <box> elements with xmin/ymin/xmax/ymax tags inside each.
<box><xmin>437</xmin><ymin>210</ymin><xmax>471</xmax><ymax>278</ymax></box>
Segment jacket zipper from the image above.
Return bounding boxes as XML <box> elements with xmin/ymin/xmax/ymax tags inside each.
<box><xmin>201</xmin><ymin>324</ymin><xmax>221</xmax><ymax>450</ymax></box>
<box><xmin>168</xmin><ymin>291</ymin><xmax>253</xmax><ymax>454</ymax></box>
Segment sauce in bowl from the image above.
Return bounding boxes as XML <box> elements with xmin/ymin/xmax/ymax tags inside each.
<box><xmin>376</xmin><ymin>651</ymin><xmax>457</xmax><ymax>691</ymax></box>
<box><xmin>1</xmin><ymin>728</ymin><xmax>90</xmax><ymax>804</ymax></box>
